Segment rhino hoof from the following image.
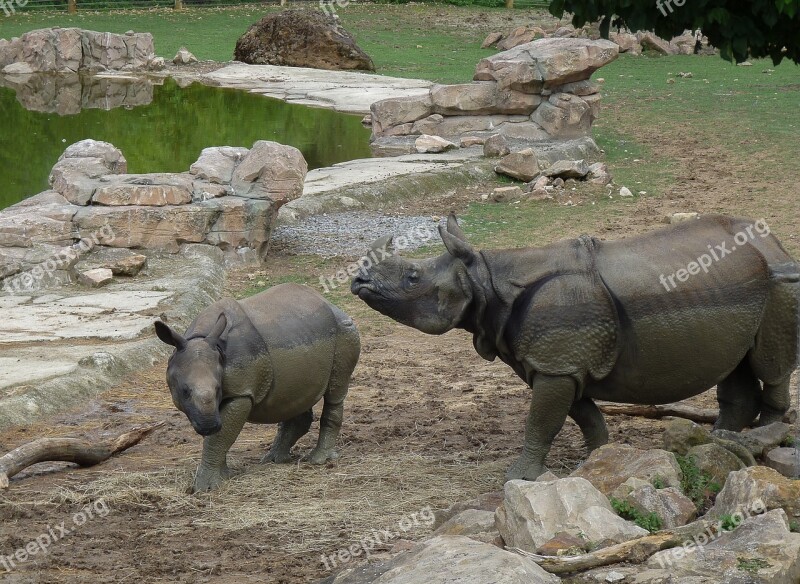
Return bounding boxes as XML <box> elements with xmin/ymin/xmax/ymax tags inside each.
<box><xmin>303</xmin><ymin>449</ymin><xmax>339</xmax><ymax>465</ymax></box>
<box><xmin>261</xmin><ymin>451</ymin><xmax>293</xmax><ymax>464</ymax></box>
<box><xmin>506</xmin><ymin>458</ymin><xmax>545</xmax><ymax>481</ymax></box>
<box><xmin>193</xmin><ymin>465</ymin><xmax>233</xmax><ymax>492</ymax></box>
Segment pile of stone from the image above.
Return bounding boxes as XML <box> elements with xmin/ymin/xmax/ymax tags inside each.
<box><xmin>482</xmin><ymin>24</ymin><xmax>708</xmax><ymax>56</ymax></box>
<box><xmin>322</xmin><ymin>429</ymin><xmax>800</xmax><ymax>584</ymax></box>
<box><xmin>0</xmin><ymin>28</ymin><xmax>161</xmax><ymax>75</ymax></box>
<box><xmin>369</xmin><ymin>38</ymin><xmax>619</xmax><ymax>154</ymax></box>
<box><xmin>0</xmin><ymin>139</ymin><xmax>307</xmax><ymax>291</ymax></box>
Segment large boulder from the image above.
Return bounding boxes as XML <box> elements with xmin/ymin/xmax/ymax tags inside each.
<box><xmin>0</xmin><ymin>192</ymin><xmax>78</xmax><ymax>248</ymax></box>
<box><xmin>644</xmin><ymin>509</ymin><xmax>800</xmax><ymax>584</ymax></box>
<box><xmin>474</xmin><ymin>38</ymin><xmax>619</xmax><ymax>92</ymax></box>
<box><xmin>230</xmin><ymin>141</ymin><xmax>307</xmax><ymax>205</ymax></box>
<box><xmin>326</xmin><ymin>535</ymin><xmax>560</xmax><ymax>584</ymax></box>
<box><xmin>496</xmin><ymin>478</ymin><xmax>648</xmax><ymax>552</ymax></box>
<box><xmin>92</xmin><ymin>174</ymin><xmax>194</xmax><ymax>206</ymax></box>
<box><xmin>687</xmin><ymin>442</ymin><xmax>745</xmax><ymax>487</ymax></box>
<box><xmin>619</xmin><ymin>483</ymin><xmax>697</xmax><ymax>529</ymax></box>
<box><xmin>709</xmin><ymin>466</ymin><xmax>800</xmax><ymax>522</ymax></box>
<box><xmin>190</xmin><ymin>147</ymin><xmax>250</xmax><ymax>185</ymax></box>
<box><xmin>765</xmin><ymin>447</ymin><xmax>800</xmax><ymax>478</ymax></box>
<box><xmin>570</xmin><ymin>443</ymin><xmax>683</xmax><ymax>496</ymax></box>
<box><xmin>233</xmin><ymin>9</ymin><xmax>374</xmax><ymax>71</ymax></box>
<box><xmin>432</xmin><ymin>491</ymin><xmax>503</xmax><ymax>529</ymax></box>
<box><xmin>495</xmin><ymin>148</ymin><xmax>540</xmax><ymax>181</ymax></box>
<box><xmin>663</xmin><ymin>418</ymin><xmax>711</xmax><ymax>456</ymax></box>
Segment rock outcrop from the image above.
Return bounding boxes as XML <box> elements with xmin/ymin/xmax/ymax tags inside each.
<box><xmin>370</xmin><ymin>38</ymin><xmax>617</xmax><ymax>152</ymax></box>
<box><xmin>0</xmin><ymin>139</ymin><xmax>307</xmax><ymax>292</ymax></box>
<box><xmin>0</xmin><ymin>28</ymin><xmax>158</xmax><ymax>74</ymax></box>
<box><xmin>234</xmin><ymin>9</ymin><xmax>374</xmax><ymax>71</ymax></box>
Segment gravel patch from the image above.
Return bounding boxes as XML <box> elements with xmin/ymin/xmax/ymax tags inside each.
<box><xmin>272</xmin><ymin>212</ymin><xmax>445</xmax><ymax>258</ymax></box>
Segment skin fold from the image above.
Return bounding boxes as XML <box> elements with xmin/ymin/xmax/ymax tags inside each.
<box><xmin>351</xmin><ymin>214</ymin><xmax>799</xmax><ymax>481</ymax></box>
<box><xmin>156</xmin><ymin>283</ymin><xmax>360</xmax><ymax>492</ymax></box>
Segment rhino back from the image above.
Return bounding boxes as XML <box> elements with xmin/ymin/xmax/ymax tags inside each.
<box><xmin>591</xmin><ymin>216</ymin><xmax>775</xmax><ymax>401</ymax></box>
<box><xmin>239</xmin><ymin>284</ymin><xmax>341</xmax><ymax>421</ymax></box>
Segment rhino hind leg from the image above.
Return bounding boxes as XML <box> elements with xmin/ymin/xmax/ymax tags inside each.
<box><xmin>507</xmin><ymin>374</ymin><xmax>576</xmax><ymax>481</ymax></box>
<box><xmin>714</xmin><ymin>361</ymin><xmax>761</xmax><ymax>431</ymax></box>
<box><xmin>758</xmin><ymin>377</ymin><xmax>791</xmax><ymax>426</ymax></box>
<box><xmin>568</xmin><ymin>397</ymin><xmax>609</xmax><ymax>453</ymax></box>
<box><xmin>262</xmin><ymin>409</ymin><xmax>313</xmax><ymax>464</ymax></box>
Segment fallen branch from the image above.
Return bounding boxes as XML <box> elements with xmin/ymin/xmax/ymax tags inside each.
<box><xmin>0</xmin><ymin>422</ymin><xmax>164</xmax><ymax>489</ymax></box>
<box><xmin>509</xmin><ymin>518</ymin><xmax>720</xmax><ymax>574</ymax></box>
<box><xmin>597</xmin><ymin>403</ymin><xmax>797</xmax><ymax>425</ymax></box>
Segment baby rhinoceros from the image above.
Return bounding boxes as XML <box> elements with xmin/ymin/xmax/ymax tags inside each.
<box><xmin>155</xmin><ymin>283</ymin><xmax>360</xmax><ymax>492</ymax></box>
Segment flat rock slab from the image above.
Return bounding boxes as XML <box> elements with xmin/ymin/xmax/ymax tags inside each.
<box><xmin>198</xmin><ymin>63</ymin><xmax>432</xmax><ymax>114</ymax></box>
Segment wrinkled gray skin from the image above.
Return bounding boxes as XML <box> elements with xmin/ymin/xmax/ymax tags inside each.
<box><xmin>155</xmin><ymin>283</ymin><xmax>360</xmax><ymax>492</ymax></box>
<box><xmin>351</xmin><ymin>215</ymin><xmax>799</xmax><ymax>480</ymax></box>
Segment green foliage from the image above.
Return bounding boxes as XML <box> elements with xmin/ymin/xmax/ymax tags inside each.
<box><xmin>720</xmin><ymin>514</ymin><xmax>741</xmax><ymax>531</ymax></box>
<box><xmin>651</xmin><ymin>476</ymin><xmax>666</xmax><ymax>489</ymax></box>
<box><xmin>736</xmin><ymin>557</ymin><xmax>771</xmax><ymax>574</ymax></box>
<box><xmin>610</xmin><ymin>498</ymin><xmax>663</xmax><ymax>533</ymax></box>
<box><xmin>549</xmin><ymin>0</ymin><xmax>800</xmax><ymax>65</ymax></box>
<box><xmin>790</xmin><ymin>520</ymin><xmax>800</xmax><ymax>533</ymax></box>
<box><xmin>677</xmin><ymin>455</ymin><xmax>721</xmax><ymax>513</ymax></box>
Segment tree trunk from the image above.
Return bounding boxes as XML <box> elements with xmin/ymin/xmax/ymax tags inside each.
<box><xmin>510</xmin><ymin>518</ymin><xmax>721</xmax><ymax>574</ymax></box>
<box><xmin>67</xmin><ymin>0</ymin><xmax>76</xmax><ymax>14</ymax></box>
<box><xmin>0</xmin><ymin>423</ymin><xmax>163</xmax><ymax>489</ymax></box>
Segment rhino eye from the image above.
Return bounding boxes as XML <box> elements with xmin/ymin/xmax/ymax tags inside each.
<box><xmin>406</xmin><ymin>271</ymin><xmax>420</xmax><ymax>286</ymax></box>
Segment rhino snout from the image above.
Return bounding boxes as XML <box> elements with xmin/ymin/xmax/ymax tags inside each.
<box><xmin>192</xmin><ymin>418</ymin><xmax>222</xmax><ymax>436</ymax></box>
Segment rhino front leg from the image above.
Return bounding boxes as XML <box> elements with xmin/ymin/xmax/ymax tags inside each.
<box><xmin>568</xmin><ymin>397</ymin><xmax>608</xmax><ymax>453</ymax></box>
<box><xmin>194</xmin><ymin>397</ymin><xmax>252</xmax><ymax>493</ymax></box>
<box><xmin>507</xmin><ymin>374</ymin><xmax>576</xmax><ymax>481</ymax></box>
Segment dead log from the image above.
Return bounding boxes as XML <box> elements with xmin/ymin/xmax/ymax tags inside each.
<box><xmin>597</xmin><ymin>402</ymin><xmax>797</xmax><ymax>425</ymax></box>
<box><xmin>0</xmin><ymin>422</ymin><xmax>164</xmax><ymax>489</ymax></box>
<box><xmin>509</xmin><ymin>518</ymin><xmax>721</xmax><ymax>574</ymax></box>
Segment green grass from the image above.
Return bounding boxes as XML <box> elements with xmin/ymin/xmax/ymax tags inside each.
<box><xmin>610</xmin><ymin>497</ymin><xmax>663</xmax><ymax>533</ymax></box>
<box><xmin>676</xmin><ymin>455</ymin><xmax>721</xmax><ymax>514</ymax></box>
<box><xmin>736</xmin><ymin>557</ymin><xmax>771</xmax><ymax>574</ymax></box>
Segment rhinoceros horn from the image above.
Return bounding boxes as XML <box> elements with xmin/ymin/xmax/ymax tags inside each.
<box><xmin>439</xmin><ymin>215</ymin><xmax>476</xmax><ymax>266</ymax></box>
<box><xmin>370</xmin><ymin>234</ymin><xmax>394</xmax><ymax>256</ymax></box>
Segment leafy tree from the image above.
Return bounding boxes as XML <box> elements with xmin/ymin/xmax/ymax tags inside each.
<box><xmin>549</xmin><ymin>0</ymin><xmax>800</xmax><ymax>65</ymax></box>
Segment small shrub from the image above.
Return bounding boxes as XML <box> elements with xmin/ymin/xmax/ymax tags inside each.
<box><xmin>651</xmin><ymin>476</ymin><xmax>666</xmax><ymax>489</ymax></box>
<box><xmin>736</xmin><ymin>557</ymin><xmax>771</xmax><ymax>574</ymax></box>
<box><xmin>720</xmin><ymin>513</ymin><xmax>741</xmax><ymax>531</ymax></box>
<box><xmin>677</xmin><ymin>455</ymin><xmax>721</xmax><ymax>513</ymax></box>
<box><xmin>610</xmin><ymin>497</ymin><xmax>663</xmax><ymax>533</ymax></box>
<box><xmin>790</xmin><ymin>520</ymin><xmax>800</xmax><ymax>533</ymax></box>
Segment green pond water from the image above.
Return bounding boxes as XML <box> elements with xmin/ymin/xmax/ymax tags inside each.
<box><xmin>0</xmin><ymin>76</ymin><xmax>372</xmax><ymax>209</ymax></box>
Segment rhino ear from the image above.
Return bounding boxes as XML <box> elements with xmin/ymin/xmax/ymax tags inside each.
<box><xmin>207</xmin><ymin>313</ymin><xmax>228</xmax><ymax>346</ymax></box>
<box><xmin>155</xmin><ymin>320</ymin><xmax>186</xmax><ymax>350</ymax></box>
<box><xmin>446</xmin><ymin>214</ymin><xmax>468</xmax><ymax>242</ymax></box>
<box><xmin>439</xmin><ymin>224</ymin><xmax>477</xmax><ymax>266</ymax></box>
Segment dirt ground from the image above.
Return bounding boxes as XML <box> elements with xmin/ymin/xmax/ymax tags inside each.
<box><xmin>2</xmin><ymin>18</ymin><xmax>800</xmax><ymax>584</ymax></box>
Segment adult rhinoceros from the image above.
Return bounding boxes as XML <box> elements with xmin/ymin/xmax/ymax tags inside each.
<box><xmin>351</xmin><ymin>215</ymin><xmax>798</xmax><ymax>480</ymax></box>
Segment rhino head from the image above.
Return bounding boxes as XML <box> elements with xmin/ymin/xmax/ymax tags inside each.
<box><xmin>351</xmin><ymin>215</ymin><xmax>478</xmax><ymax>335</ymax></box>
<box><xmin>154</xmin><ymin>315</ymin><xmax>227</xmax><ymax>436</ymax></box>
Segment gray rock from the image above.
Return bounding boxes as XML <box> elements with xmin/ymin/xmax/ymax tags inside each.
<box><xmin>190</xmin><ymin>146</ymin><xmax>249</xmax><ymax>184</ymax></box>
<box><xmin>687</xmin><ymin>442</ymin><xmax>745</xmax><ymax>487</ymax></box>
<box><xmin>587</xmin><ymin>161</ymin><xmax>611</xmax><ymax>184</ymax></box>
<box><xmin>621</xmin><ymin>484</ymin><xmax>697</xmax><ymax>528</ymax></box>
<box><xmin>77</xmin><ymin>268</ymin><xmax>113</xmax><ymax>288</ymax></box>
<box><xmin>743</xmin><ymin>422</ymin><xmax>794</xmax><ymax>454</ymax></box>
<box><xmin>663</xmin><ymin>418</ymin><xmax>711</xmax><ymax>456</ymax></box>
<box><xmin>645</xmin><ymin>510</ymin><xmax>800</xmax><ymax>584</ymax></box>
<box><xmin>73</xmin><ymin>248</ymin><xmax>147</xmax><ymax>277</ymax></box>
<box><xmin>59</xmin><ymin>139</ymin><xmax>127</xmax><ymax>173</ymax></box>
<box><xmin>481</xmin><ymin>32</ymin><xmax>503</xmax><ymax>49</ymax></box>
<box><xmin>173</xmin><ymin>47</ymin><xmax>198</xmax><ymax>65</ymax></box>
<box><xmin>414</xmin><ymin>134</ymin><xmax>457</xmax><ymax>154</ymax></box>
<box><xmin>531</xmin><ymin>93</ymin><xmax>593</xmax><ymax>139</ymax></box>
<box><xmin>765</xmin><ymin>447</ymin><xmax>800</xmax><ymax>478</ymax></box>
<box><xmin>670</xmin><ymin>212</ymin><xmax>701</xmax><ymax>224</ymax></box>
<box><xmin>492</xmin><ymin>185</ymin><xmax>523</xmax><ymax>202</ymax></box>
<box><xmin>370</xmin><ymin>95</ymin><xmax>433</xmax><ymax>137</ymax></box>
<box><xmin>496</xmin><ymin>478</ymin><xmax>648</xmax><ymax>552</ymax></box>
<box><xmin>709</xmin><ymin>466</ymin><xmax>800</xmax><ymax>522</ymax></box>
<box><xmin>570</xmin><ymin>443</ymin><xmax>682</xmax><ymax>496</ymax></box>
<box><xmin>3</xmin><ymin>62</ymin><xmax>35</xmax><ymax>74</ymax></box>
<box><xmin>326</xmin><ymin>535</ymin><xmax>559</xmax><ymax>584</ymax></box>
<box><xmin>541</xmin><ymin>159</ymin><xmax>589</xmax><ymax>179</ymax></box>
<box><xmin>230</xmin><ymin>140</ymin><xmax>307</xmax><ymax>205</ymax></box>
<box><xmin>474</xmin><ymin>37</ymin><xmax>619</xmax><ymax>92</ymax></box>
<box><xmin>431</xmin><ymin>509</ymin><xmax>499</xmax><ymax>544</ymax></box>
<box><xmin>495</xmin><ymin>148</ymin><xmax>540</xmax><ymax>182</ymax></box>
<box><xmin>432</xmin><ymin>491</ymin><xmax>503</xmax><ymax>529</ymax></box>
<box><xmin>483</xmin><ymin>134</ymin><xmax>511</xmax><ymax>158</ymax></box>
<box><xmin>430</xmin><ymin>82</ymin><xmax>498</xmax><ymax>115</ymax></box>
<box><xmin>92</xmin><ymin>174</ymin><xmax>194</xmax><ymax>206</ymax></box>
